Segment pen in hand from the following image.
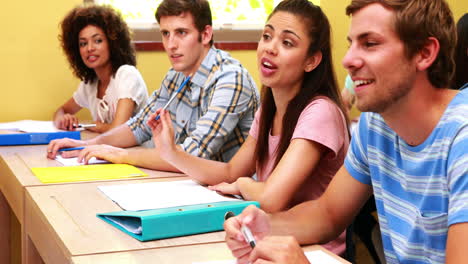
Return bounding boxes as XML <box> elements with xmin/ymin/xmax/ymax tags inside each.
<box><xmin>73</xmin><ymin>124</ymin><xmax>96</xmax><ymax>128</ymax></box>
<box><xmin>224</xmin><ymin>211</ymin><xmax>257</xmax><ymax>248</ymax></box>
<box><xmin>154</xmin><ymin>74</ymin><xmax>192</xmax><ymax>121</ymax></box>
<box><xmin>59</xmin><ymin>147</ymin><xmax>85</xmax><ymax>152</ymax></box>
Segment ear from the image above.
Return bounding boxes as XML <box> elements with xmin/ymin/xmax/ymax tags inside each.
<box><xmin>201</xmin><ymin>25</ymin><xmax>213</xmax><ymax>46</ymax></box>
<box><xmin>304</xmin><ymin>51</ymin><xmax>322</xmax><ymax>72</ymax></box>
<box><xmin>415</xmin><ymin>37</ymin><xmax>439</xmax><ymax>71</ymax></box>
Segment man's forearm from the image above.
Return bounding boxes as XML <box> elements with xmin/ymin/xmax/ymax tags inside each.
<box><xmin>269</xmin><ymin>200</ymin><xmax>342</xmax><ymax>245</ymax></box>
<box><xmin>89</xmin><ymin>124</ymin><xmax>137</xmax><ymax>147</ymax></box>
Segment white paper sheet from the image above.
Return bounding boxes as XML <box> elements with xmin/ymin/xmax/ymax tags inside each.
<box><xmin>55</xmin><ymin>155</ymin><xmax>110</xmax><ymax>166</ymax></box>
<box><xmin>98</xmin><ymin>180</ymin><xmax>240</xmax><ymax>211</ymax></box>
<box><xmin>0</xmin><ymin>120</ymin><xmax>65</xmax><ymax>133</ymax></box>
<box><xmin>192</xmin><ymin>250</ymin><xmax>342</xmax><ymax>264</ymax></box>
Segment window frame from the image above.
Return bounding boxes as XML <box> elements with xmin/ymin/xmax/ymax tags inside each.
<box><xmin>89</xmin><ymin>0</ymin><xmax>264</xmax><ymax>51</ymax></box>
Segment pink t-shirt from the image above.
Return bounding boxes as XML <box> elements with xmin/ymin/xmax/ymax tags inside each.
<box><xmin>249</xmin><ymin>96</ymin><xmax>350</xmax><ymax>255</ymax></box>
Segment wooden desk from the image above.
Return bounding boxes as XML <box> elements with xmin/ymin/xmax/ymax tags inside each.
<box><xmin>24</xmin><ymin>180</ymin><xmax>350</xmax><ymax>264</ymax></box>
<box><xmin>70</xmin><ymin>244</ymin><xmax>350</xmax><ymax>264</ymax></box>
<box><xmin>24</xmin><ymin>178</ymin><xmax>226</xmax><ymax>264</ymax></box>
<box><xmin>0</xmin><ymin>131</ymin><xmax>350</xmax><ymax>264</ymax></box>
<box><xmin>0</xmin><ymin>131</ymin><xmax>185</xmax><ymax>264</ymax></box>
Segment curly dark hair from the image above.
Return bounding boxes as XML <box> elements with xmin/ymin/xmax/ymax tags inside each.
<box><xmin>60</xmin><ymin>4</ymin><xmax>136</xmax><ymax>83</ymax></box>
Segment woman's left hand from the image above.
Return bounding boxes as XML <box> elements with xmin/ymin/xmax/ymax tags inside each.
<box><xmin>208</xmin><ymin>181</ymin><xmax>241</xmax><ymax>196</ymax></box>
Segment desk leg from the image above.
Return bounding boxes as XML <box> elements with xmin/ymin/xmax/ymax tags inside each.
<box><xmin>22</xmin><ymin>234</ymin><xmax>43</xmax><ymax>264</ymax></box>
<box><xmin>0</xmin><ymin>191</ymin><xmax>11</xmax><ymax>264</ymax></box>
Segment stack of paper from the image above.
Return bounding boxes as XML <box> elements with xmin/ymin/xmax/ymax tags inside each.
<box><xmin>98</xmin><ymin>180</ymin><xmax>240</xmax><ymax>211</ymax></box>
<box><xmin>0</xmin><ymin>120</ymin><xmax>64</xmax><ymax>133</ymax></box>
<box><xmin>55</xmin><ymin>155</ymin><xmax>110</xmax><ymax>166</ymax></box>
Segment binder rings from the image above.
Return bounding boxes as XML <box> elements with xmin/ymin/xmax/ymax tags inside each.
<box><xmin>0</xmin><ymin>131</ymin><xmax>80</xmax><ymax>146</ymax></box>
<box><xmin>97</xmin><ymin>200</ymin><xmax>260</xmax><ymax>241</ymax></box>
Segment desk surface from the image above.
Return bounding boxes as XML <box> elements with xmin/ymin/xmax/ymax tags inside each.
<box><xmin>0</xmin><ymin>131</ymin><xmax>350</xmax><ymax>264</ymax></box>
<box><xmin>70</xmin><ymin>243</ymin><xmax>349</xmax><ymax>264</ymax></box>
<box><xmin>0</xmin><ymin>132</ymin><xmax>184</xmax><ymax>223</ymax></box>
<box><xmin>25</xmin><ymin>178</ymin><xmax>228</xmax><ymax>264</ymax></box>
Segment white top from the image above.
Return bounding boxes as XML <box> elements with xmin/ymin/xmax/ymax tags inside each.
<box><xmin>73</xmin><ymin>65</ymin><xmax>148</xmax><ymax>123</ymax></box>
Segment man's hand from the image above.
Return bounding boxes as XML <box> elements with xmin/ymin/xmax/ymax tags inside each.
<box><xmin>224</xmin><ymin>205</ymin><xmax>271</xmax><ymax>264</ymax></box>
<box><xmin>77</xmin><ymin>144</ymin><xmax>128</xmax><ymax>164</ymax></box>
<box><xmin>249</xmin><ymin>236</ymin><xmax>310</xmax><ymax>264</ymax></box>
<box><xmin>47</xmin><ymin>138</ymin><xmax>87</xmax><ymax>159</ymax></box>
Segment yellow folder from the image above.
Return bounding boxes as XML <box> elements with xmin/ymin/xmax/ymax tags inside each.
<box><xmin>31</xmin><ymin>164</ymin><xmax>147</xmax><ymax>183</ymax></box>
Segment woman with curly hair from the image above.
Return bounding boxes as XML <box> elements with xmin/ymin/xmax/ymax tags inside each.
<box><xmin>53</xmin><ymin>4</ymin><xmax>148</xmax><ymax>132</ymax></box>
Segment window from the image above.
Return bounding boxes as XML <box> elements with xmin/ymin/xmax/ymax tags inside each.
<box><xmin>92</xmin><ymin>0</ymin><xmax>320</xmax><ymax>50</ymax></box>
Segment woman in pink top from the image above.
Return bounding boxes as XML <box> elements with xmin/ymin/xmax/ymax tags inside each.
<box><xmin>147</xmin><ymin>0</ymin><xmax>349</xmax><ymax>255</ymax></box>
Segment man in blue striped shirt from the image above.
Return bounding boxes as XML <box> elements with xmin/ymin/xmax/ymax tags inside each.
<box><xmin>47</xmin><ymin>0</ymin><xmax>259</xmax><ymax>171</ymax></box>
<box><xmin>223</xmin><ymin>1</ymin><xmax>468</xmax><ymax>263</ymax></box>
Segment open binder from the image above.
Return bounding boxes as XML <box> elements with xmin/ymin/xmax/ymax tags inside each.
<box><xmin>0</xmin><ymin>131</ymin><xmax>80</xmax><ymax>146</ymax></box>
<box><xmin>97</xmin><ymin>200</ymin><xmax>260</xmax><ymax>241</ymax></box>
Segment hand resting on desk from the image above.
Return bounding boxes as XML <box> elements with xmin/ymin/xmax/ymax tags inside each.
<box><xmin>47</xmin><ymin>138</ymin><xmax>86</xmax><ymax>159</ymax></box>
<box><xmin>208</xmin><ymin>182</ymin><xmax>241</xmax><ymax>196</ymax></box>
<box><xmin>54</xmin><ymin>113</ymin><xmax>79</xmax><ymax>131</ymax></box>
<box><xmin>77</xmin><ymin>144</ymin><xmax>128</xmax><ymax>165</ymax></box>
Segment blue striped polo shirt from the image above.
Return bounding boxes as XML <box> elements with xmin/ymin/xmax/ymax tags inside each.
<box><xmin>345</xmin><ymin>88</ymin><xmax>468</xmax><ymax>263</ymax></box>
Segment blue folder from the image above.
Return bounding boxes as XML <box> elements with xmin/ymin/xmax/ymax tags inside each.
<box><xmin>0</xmin><ymin>131</ymin><xmax>80</xmax><ymax>146</ymax></box>
<box><xmin>97</xmin><ymin>200</ymin><xmax>260</xmax><ymax>241</ymax></box>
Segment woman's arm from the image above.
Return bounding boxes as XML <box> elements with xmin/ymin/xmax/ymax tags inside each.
<box><xmin>88</xmin><ymin>98</ymin><xmax>136</xmax><ymax>133</ymax></box>
<box><xmin>236</xmin><ymin>138</ymin><xmax>326</xmax><ymax>212</ymax></box>
<box><xmin>148</xmin><ymin>109</ymin><xmax>257</xmax><ymax>185</ymax></box>
<box><xmin>53</xmin><ymin>98</ymin><xmax>82</xmax><ymax>130</ymax></box>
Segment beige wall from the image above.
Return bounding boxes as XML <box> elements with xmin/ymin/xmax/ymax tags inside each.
<box><xmin>1</xmin><ymin>0</ymin><xmax>467</xmax><ymax>122</ymax></box>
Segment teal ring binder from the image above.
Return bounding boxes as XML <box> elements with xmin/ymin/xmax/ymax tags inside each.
<box><xmin>97</xmin><ymin>201</ymin><xmax>260</xmax><ymax>241</ymax></box>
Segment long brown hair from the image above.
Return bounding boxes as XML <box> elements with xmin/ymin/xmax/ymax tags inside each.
<box><xmin>255</xmin><ymin>0</ymin><xmax>349</xmax><ymax>173</ymax></box>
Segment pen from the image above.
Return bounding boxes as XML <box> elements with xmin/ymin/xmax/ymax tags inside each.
<box><xmin>154</xmin><ymin>74</ymin><xmax>192</xmax><ymax>121</ymax></box>
<box><xmin>73</xmin><ymin>124</ymin><xmax>96</xmax><ymax>128</ymax></box>
<box><xmin>224</xmin><ymin>211</ymin><xmax>257</xmax><ymax>248</ymax></box>
<box><xmin>59</xmin><ymin>147</ymin><xmax>85</xmax><ymax>152</ymax></box>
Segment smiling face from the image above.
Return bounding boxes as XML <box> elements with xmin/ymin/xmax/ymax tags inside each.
<box><xmin>342</xmin><ymin>3</ymin><xmax>417</xmax><ymax>114</ymax></box>
<box><xmin>159</xmin><ymin>12</ymin><xmax>211</xmax><ymax>76</ymax></box>
<box><xmin>257</xmin><ymin>11</ymin><xmax>317</xmax><ymax>93</ymax></box>
<box><xmin>78</xmin><ymin>25</ymin><xmax>111</xmax><ymax>72</ymax></box>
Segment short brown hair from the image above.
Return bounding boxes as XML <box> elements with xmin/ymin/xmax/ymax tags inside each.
<box><xmin>346</xmin><ymin>0</ymin><xmax>456</xmax><ymax>88</ymax></box>
<box><xmin>60</xmin><ymin>4</ymin><xmax>136</xmax><ymax>83</ymax></box>
<box><xmin>155</xmin><ymin>0</ymin><xmax>213</xmax><ymax>45</ymax></box>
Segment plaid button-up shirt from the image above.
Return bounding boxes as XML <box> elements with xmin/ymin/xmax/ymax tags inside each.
<box><xmin>127</xmin><ymin>47</ymin><xmax>259</xmax><ymax>161</ymax></box>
